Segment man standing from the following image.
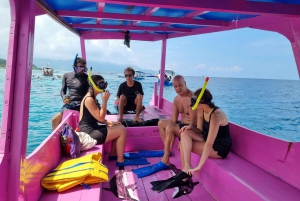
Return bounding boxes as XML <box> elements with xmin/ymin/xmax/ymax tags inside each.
<box><xmin>133</xmin><ymin>75</ymin><xmax>197</xmax><ymax>178</ymax></box>
<box><xmin>51</xmin><ymin>56</ymin><xmax>89</xmax><ymax>131</ymax></box>
<box><xmin>117</xmin><ymin>67</ymin><xmax>144</xmax><ymax>123</ymax></box>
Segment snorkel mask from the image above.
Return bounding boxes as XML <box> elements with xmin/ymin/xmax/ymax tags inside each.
<box><xmin>73</xmin><ymin>54</ymin><xmax>87</xmax><ymax>75</ymax></box>
<box><xmin>88</xmin><ymin>67</ymin><xmax>107</xmax><ymax>93</ymax></box>
<box><xmin>191</xmin><ymin>77</ymin><xmax>210</xmax><ymax>110</ymax></box>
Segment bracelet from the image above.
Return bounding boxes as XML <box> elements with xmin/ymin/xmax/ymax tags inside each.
<box><xmin>102</xmin><ymin>100</ymin><xmax>107</xmax><ymax>103</ymax></box>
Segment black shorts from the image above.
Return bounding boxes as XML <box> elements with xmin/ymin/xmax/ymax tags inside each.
<box><xmin>202</xmin><ymin>132</ymin><xmax>232</xmax><ymax>159</ymax></box>
<box><xmin>212</xmin><ymin>139</ymin><xmax>232</xmax><ymax>159</ymax></box>
<box><xmin>59</xmin><ymin>101</ymin><xmax>81</xmax><ymax>114</ymax></box>
<box><xmin>78</xmin><ymin>124</ymin><xmax>108</xmax><ymax>145</ymax></box>
<box><xmin>124</xmin><ymin>96</ymin><xmax>136</xmax><ymax>111</ymax></box>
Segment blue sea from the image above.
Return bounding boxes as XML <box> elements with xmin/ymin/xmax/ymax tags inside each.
<box><xmin>0</xmin><ymin>69</ymin><xmax>299</xmax><ymax>155</ymax></box>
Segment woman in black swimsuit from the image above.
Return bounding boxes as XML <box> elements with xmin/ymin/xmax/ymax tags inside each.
<box><xmin>180</xmin><ymin>88</ymin><xmax>232</xmax><ymax>176</ymax></box>
<box><xmin>79</xmin><ymin>74</ymin><xmax>130</xmax><ymax>166</ymax></box>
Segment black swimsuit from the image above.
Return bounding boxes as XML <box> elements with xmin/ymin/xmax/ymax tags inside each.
<box><xmin>78</xmin><ymin>96</ymin><xmax>108</xmax><ymax>144</ymax></box>
<box><xmin>202</xmin><ymin>108</ymin><xmax>232</xmax><ymax>158</ymax></box>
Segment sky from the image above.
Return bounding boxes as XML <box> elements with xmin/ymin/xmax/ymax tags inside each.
<box><xmin>0</xmin><ymin>1</ymin><xmax>299</xmax><ymax>80</ymax></box>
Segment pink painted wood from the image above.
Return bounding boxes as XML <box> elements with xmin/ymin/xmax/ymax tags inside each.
<box><xmin>0</xmin><ymin>0</ymin><xmax>36</xmax><ymax>200</ymax></box>
<box><xmin>81</xmin><ymin>31</ymin><xmax>160</xmax><ymax>41</ymax></box>
<box><xmin>230</xmin><ymin>122</ymin><xmax>290</xmax><ymax>174</ymax></box>
<box><xmin>158</xmin><ymin>35</ymin><xmax>167</xmax><ymax>109</ymax></box>
<box><xmin>73</xmin><ymin>24</ymin><xmax>192</xmax><ymax>33</ymax></box>
<box><xmin>24</xmin><ymin>111</ymin><xmax>79</xmax><ymax>201</ymax></box>
<box><xmin>275</xmin><ymin>142</ymin><xmax>300</xmax><ymax>190</ymax></box>
<box><xmin>80</xmin><ymin>37</ymin><xmax>86</xmax><ymax>60</ymax></box>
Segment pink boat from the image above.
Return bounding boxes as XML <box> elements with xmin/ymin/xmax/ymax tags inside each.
<box><xmin>1</xmin><ymin>1</ymin><xmax>300</xmax><ymax>200</ymax></box>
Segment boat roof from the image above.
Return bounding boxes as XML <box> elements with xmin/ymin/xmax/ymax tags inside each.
<box><xmin>36</xmin><ymin>0</ymin><xmax>300</xmax><ymax>42</ymax></box>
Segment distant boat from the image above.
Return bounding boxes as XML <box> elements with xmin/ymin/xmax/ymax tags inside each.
<box><xmin>116</xmin><ymin>74</ymin><xmax>124</xmax><ymax>78</ymax></box>
<box><xmin>42</xmin><ymin>64</ymin><xmax>54</xmax><ymax>76</ymax></box>
<box><xmin>134</xmin><ymin>70</ymin><xmax>145</xmax><ymax>80</ymax></box>
<box><xmin>156</xmin><ymin>69</ymin><xmax>175</xmax><ymax>86</ymax></box>
<box><xmin>144</xmin><ymin>72</ymin><xmax>155</xmax><ymax>77</ymax></box>
<box><xmin>117</xmin><ymin>70</ymin><xmax>146</xmax><ymax>80</ymax></box>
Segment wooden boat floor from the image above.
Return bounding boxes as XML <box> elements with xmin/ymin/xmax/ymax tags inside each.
<box><xmin>102</xmin><ymin>154</ymin><xmax>216</xmax><ymax>201</ymax></box>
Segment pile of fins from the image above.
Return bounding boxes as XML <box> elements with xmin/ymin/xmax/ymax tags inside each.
<box><xmin>150</xmin><ymin>164</ymin><xmax>199</xmax><ymax>198</ymax></box>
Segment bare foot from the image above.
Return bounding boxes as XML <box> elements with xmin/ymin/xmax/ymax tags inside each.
<box><xmin>134</xmin><ymin>117</ymin><xmax>143</xmax><ymax>123</ymax></box>
<box><xmin>118</xmin><ymin>118</ymin><xmax>123</xmax><ymax>122</ymax></box>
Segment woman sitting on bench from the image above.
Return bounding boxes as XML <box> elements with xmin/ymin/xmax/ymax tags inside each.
<box><xmin>78</xmin><ymin>71</ymin><xmax>149</xmax><ymax>167</ymax></box>
<box><xmin>180</xmin><ymin>88</ymin><xmax>232</xmax><ymax>176</ymax></box>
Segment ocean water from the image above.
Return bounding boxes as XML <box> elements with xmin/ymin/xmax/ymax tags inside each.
<box><xmin>0</xmin><ymin>69</ymin><xmax>299</xmax><ymax>155</ymax></box>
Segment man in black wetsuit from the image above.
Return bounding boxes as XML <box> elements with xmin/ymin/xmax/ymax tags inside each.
<box><xmin>117</xmin><ymin>67</ymin><xmax>144</xmax><ymax>122</ymax></box>
<box><xmin>51</xmin><ymin>57</ymin><xmax>89</xmax><ymax>131</ymax></box>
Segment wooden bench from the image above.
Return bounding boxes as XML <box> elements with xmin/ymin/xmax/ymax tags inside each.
<box><xmin>171</xmin><ymin>122</ymin><xmax>300</xmax><ymax>200</ymax></box>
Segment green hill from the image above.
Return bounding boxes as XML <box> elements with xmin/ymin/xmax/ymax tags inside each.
<box><xmin>0</xmin><ymin>58</ymin><xmax>41</xmax><ymax>70</ymax></box>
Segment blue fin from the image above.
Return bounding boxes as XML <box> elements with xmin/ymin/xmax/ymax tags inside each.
<box><xmin>124</xmin><ymin>150</ymin><xmax>172</xmax><ymax>159</ymax></box>
<box><xmin>132</xmin><ymin>161</ymin><xmax>169</xmax><ymax>178</ymax></box>
<box><xmin>116</xmin><ymin>158</ymin><xmax>150</xmax><ymax>167</ymax></box>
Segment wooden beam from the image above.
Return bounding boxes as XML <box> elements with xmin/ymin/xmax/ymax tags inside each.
<box><xmin>57</xmin><ymin>10</ymin><xmax>229</xmax><ymax>27</ymax></box>
<box><xmin>72</xmin><ymin>24</ymin><xmax>192</xmax><ymax>32</ymax></box>
<box><xmin>87</xmin><ymin>0</ymin><xmax>300</xmax><ymax>17</ymax></box>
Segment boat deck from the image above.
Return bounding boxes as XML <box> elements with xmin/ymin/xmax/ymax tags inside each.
<box><xmin>102</xmin><ymin>154</ymin><xmax>216</xmax><ymax>201</ymax></box>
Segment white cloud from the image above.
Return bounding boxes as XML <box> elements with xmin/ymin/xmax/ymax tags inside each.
<box><xmin>195</xmin><ymin>63</ymin><xmax>205</xmax><ymax>69</ymax></box>
<box><xmin>209</xmin><ymin>66</ymin><xmax>242</xmax><ymax>72</ymax></box>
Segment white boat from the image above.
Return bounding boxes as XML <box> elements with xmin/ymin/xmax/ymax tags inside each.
<box><xmin>117</xmin><ymin>70</ymin><xmax>146</xmax><ymax>80</ymax></box>
<box><xmin>156</xmin><ymin>69</ymin><xmax>175</xmax><ymax>85</ymax></box>
<box><xmin>134</xmin><ymin>70</ymin><xmax>145</xmax><ymax>80</ymax></box>
<box><xmin>42</xmin><ymin>64</ymin><xmax>54</xmax><ymax>76</ymax></box>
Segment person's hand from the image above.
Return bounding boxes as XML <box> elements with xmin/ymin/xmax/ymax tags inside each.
<box><xmin>107</xmin><ymin>121</ymin><xmax>122</xmax><ymax>127</ymax></box>
<box><xmin>101</xmin><ymin>90</ymin><xmax>110</xmax><ymax>102</ymax></box>
<box><xmin>63</xmin><ymin>95</ymin><xmax>70</xmax><ymax>104</ymax></box>
<box><xmin>180</xmin><ymin>125</ymin><xmax>193</xmax><ymax>133</ymax></box>
<box><xmin>187</xmin><ymin>166</ymin><xmax>201</xmax><ymax>176</ymax></box>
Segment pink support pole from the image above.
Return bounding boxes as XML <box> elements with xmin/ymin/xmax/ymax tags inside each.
<box><xmin>80</xmin><ymin>36</ymin><xmax>86</xmax><ymax>60</ymax></box>
<box><xmin>0</xmin><ymin>0</ymin><xmax>36</xmax><ymax>200</ymax></box>
<box><xmin>158</xmin><ymin>35</ymin><xmax>167</xmax><ymax>109</ymax></box>
<box><xmin>154</xmin><ymin>82</ymin><xmax>158</xmax><ymax>106</ymax></box>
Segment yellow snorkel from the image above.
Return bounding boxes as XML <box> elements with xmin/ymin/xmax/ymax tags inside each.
<box><xmin>191</xmin><ymin>77</ymin><xmax>210</xmax><ymax>110</ymax></box>
<box><xmin>88</xmin><ymin>67</ymin><xmax>104</xmax><ymax>93</ymax></box>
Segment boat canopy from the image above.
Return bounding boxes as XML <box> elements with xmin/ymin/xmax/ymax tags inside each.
<box><xmin>36</xmin><ymin>0</ymin><xmax>300</xmax><ymax>42</ymax></box>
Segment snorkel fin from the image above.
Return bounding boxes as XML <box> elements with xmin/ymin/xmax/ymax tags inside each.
<box><xmin>88</xmin><ymin>67</ymin><xmax>105</xmax><ymax>93</ymax></box>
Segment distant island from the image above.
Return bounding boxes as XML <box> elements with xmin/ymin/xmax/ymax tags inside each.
<box><xmin>0</xmin><ymin>58</ymin><xmax>42</xmax><ymax>70</ymax></box>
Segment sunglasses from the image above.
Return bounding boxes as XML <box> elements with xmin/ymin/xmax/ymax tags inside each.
<box><xmin>75</xmin><ymin>66</ymin><xmax>87</xmax><ymax>73</ymax></box>
<box><xmin>125</xmin><ymin>74</ymin><xmax>133</xmax><ymax>77</ymax></box>
<box><xmin>190</xmin><ymin>96</ymin><xmax>205</xmax><ymax>108</ymax></box>
<box><xmin>97</xmin><ymin>81</ymin><xmax>108</xmax><ymax>90</ymax></box>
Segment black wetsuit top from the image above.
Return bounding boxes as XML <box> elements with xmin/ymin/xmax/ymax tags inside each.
<box><xmin>202</xmin><ymin>108</ymin><xmax>232</xmax><ymax>158</ymax></box>
<box><xmin>60</xmin><ymin>72</ymin><xmax>89</xmax><ymax>102</ymax></box>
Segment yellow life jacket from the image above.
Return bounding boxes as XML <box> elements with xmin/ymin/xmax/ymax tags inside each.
<box><xmin>41</xmin><ymin>152</ymin><xmax>108</xmax><ymax>192</ymax></box>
